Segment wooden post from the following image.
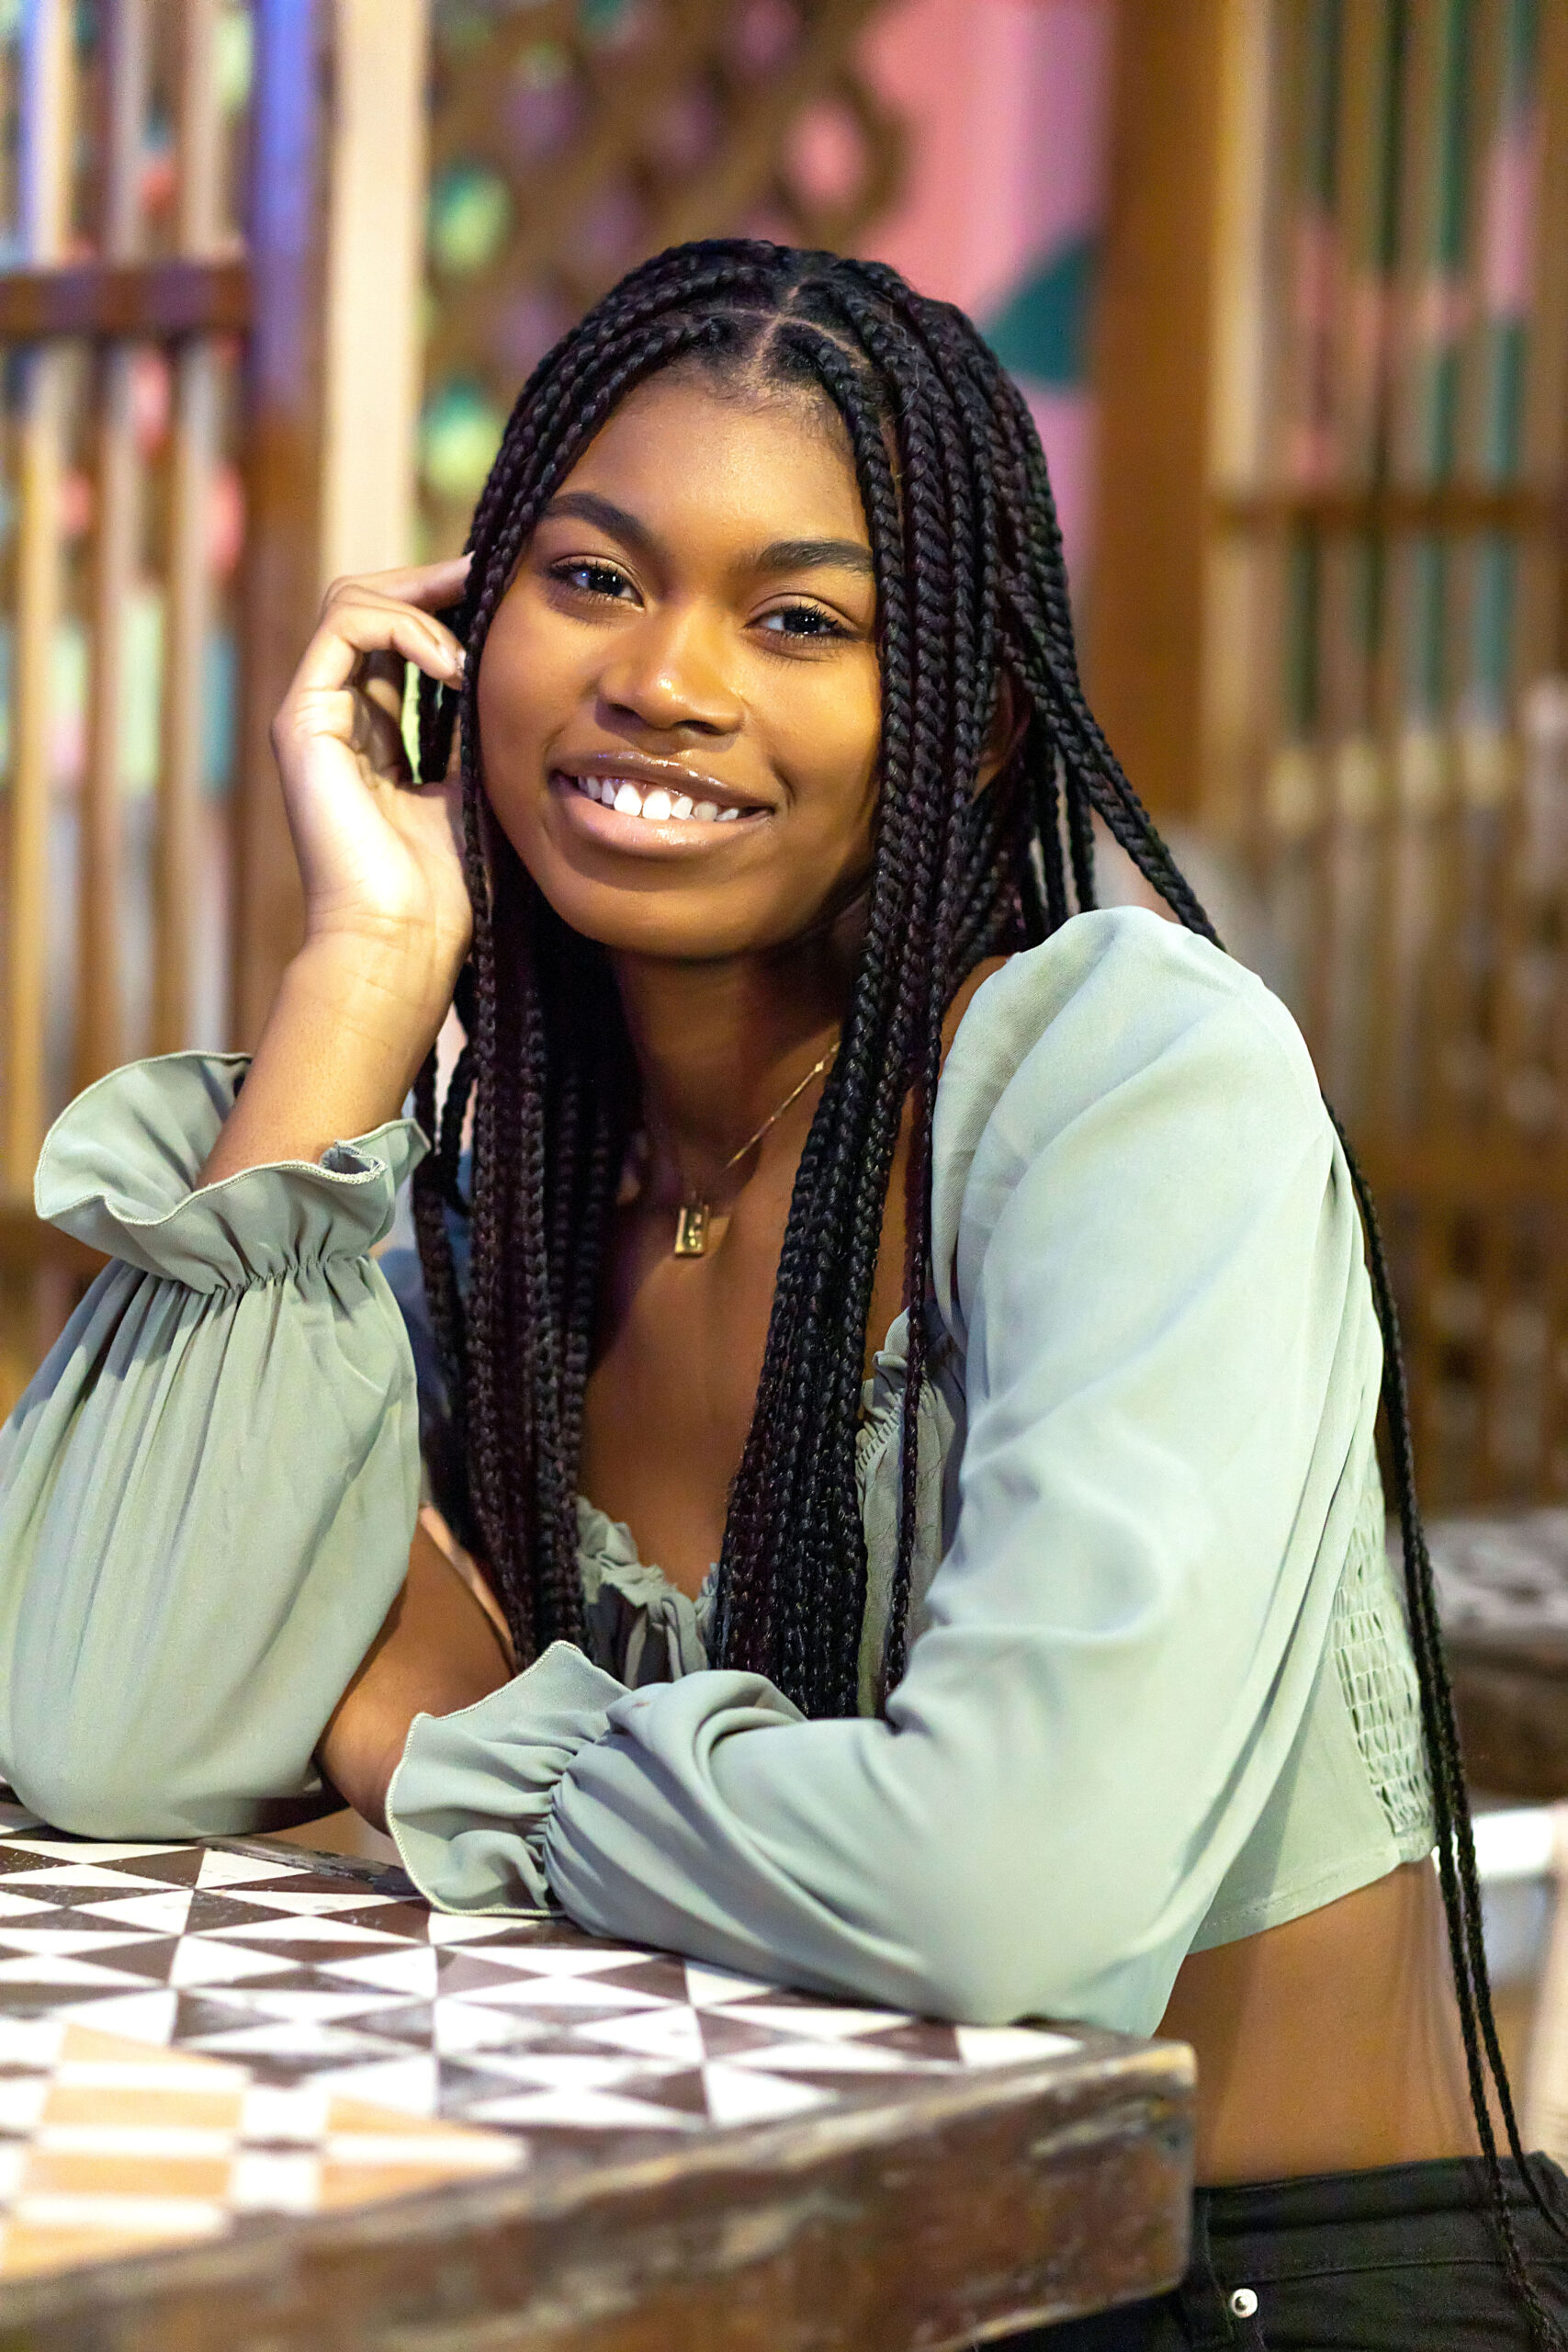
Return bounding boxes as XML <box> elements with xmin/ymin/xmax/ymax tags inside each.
<box><xmin>78</xmin><ymin>0</ymin><xmax>150</xmax><ymax>1092</ymax></box>
<box><xmin>3</xmin><ymin>0</ymin><xmax>71</xmax><ymax>1197</ymax></box>
<box><xmin>1085</xmin><ymin>0</ymin><xmax>1228</xmax><ymax>826</ymax></box>
<box><xmin>231</xmin><ymin>0</ymin><xmax>333</xmax><ymax>1050</ymax></box>
<box><xmin>153</xmin><ymin>0</ymin><xmax>223</xmax><ymax>1055</ymax></box>
<box><xmin>231</xmin><ymin>0</ymin><xmax>430</xmax><ymax>1049</ymax></box>
<box><xmin>318</xmin><ymin>0</ymin><xmax>429</xmax><ymax>586</ymax></box>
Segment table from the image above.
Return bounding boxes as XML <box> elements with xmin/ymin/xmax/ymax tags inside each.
<box><xmin>0</xmin><ymin>1792</ymin><xmax>1193</xmax><ymax>2351</ymax></box>
<box><xmin>1429</xmin><ymin>1509</ymin><xmax>1568</xmax><ymax>1797</ymax></box>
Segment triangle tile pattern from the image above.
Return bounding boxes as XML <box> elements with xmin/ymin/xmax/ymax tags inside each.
<box><xmin>0</xmin><ymin>1792</ymin><xmax>1079</xmax><ymax>2281</ymax></box>
<box><xmin>0</xmin><ymin>2018</ymin><xmax>519</xmax><ymax>2278</ymax></box>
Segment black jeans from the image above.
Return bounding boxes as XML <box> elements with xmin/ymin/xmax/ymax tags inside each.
<box><xmin>1000</xmin><ymin>2154</ymin><xmax>1568</xmax><ymax>2348</ymax></box>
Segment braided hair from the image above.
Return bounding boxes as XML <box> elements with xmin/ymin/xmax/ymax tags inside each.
<box><xmin>410</xmin><ymin>240</ymin><xmax>1562</xmax><ymax>2345</ymax></box>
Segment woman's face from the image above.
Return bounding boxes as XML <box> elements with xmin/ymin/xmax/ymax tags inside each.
<box><xmin>477</xmin><ymin>369</ymin><xmax>883</xmax><ymax>961</ymax></box>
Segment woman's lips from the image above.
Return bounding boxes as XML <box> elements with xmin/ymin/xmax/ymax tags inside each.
<box><xmin>550</xmin><ymin>768</ymin><xmax>768</xmax><ymax>846</ymax></box>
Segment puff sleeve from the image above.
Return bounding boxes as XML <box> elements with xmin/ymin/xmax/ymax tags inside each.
<box><xmin>0</xmin><ymin>1052</ymin><xmax>426</xmax><ymax>1837</ymax></box>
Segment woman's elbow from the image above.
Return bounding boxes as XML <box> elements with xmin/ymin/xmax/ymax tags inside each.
<box><xmin>8</xmin><ymin>1747</ymin><xmax>186</xmax><ymax>1839</ymax></box>
<box><xmin>6</xmin><ymin>1703</ymin><xmax>249</xmax><ymax>1839</ymax></box>
<box><xmin>909</xmin><ymin>1917</ymin><xmax>1047</xmax><ymax>2025</ymax></box>
<box><xmin>888</xmin><ymin>1846</ymin><xmax>1057</xmax><ymax>2024</ymax></box>
<box><xmin>889</xmin><ymin>1821</ymin><xmax>1124</xmax><ymax>2026</ymax></box>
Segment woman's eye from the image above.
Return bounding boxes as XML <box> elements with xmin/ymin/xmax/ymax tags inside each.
<box><xmin>550</xmin><ymin>560</ymin><xmax>633</xmax><ymax>601</ymax></box>
<box><xmin>758</xmin><ymin>604</ymin><xmax>849</xmax><ymax>641</ymax></box>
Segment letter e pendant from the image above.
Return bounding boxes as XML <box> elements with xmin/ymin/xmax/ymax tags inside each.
<box><xmin>673</xmin><ymin>1200</ymin><xmax>710</xmax><ymax>1257</ymax></box>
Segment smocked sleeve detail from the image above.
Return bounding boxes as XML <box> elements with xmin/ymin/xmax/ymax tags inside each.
<box><xmin>0</xmin><ymin>1052</ymin><xmax>428</xmax><ymax>1839</ymax></box>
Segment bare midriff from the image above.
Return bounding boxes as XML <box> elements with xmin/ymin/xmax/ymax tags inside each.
<box><xmin>1159</xmin><ymin>1860</ymin><xmax>1483</xmax><ymax>2183</ymax></box>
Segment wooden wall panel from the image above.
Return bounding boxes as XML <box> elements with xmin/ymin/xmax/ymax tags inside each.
<box><xmin>1085</xmin><ymin>0</ymin><xmax>1226</xmax><ymax>825</ymax></box>
<box><xmin>1091</xmin><ymin>0</ymin><xmax>1568</xmax><ymax>1510</ymax></box>
<box><xmin>0</xmin><ymin>0</ymin><xmax>349</xmax><ymax>1412</ymax></box>
<box><xmin>229</xmin><ymin>0</ymin><xmax>331</xmax><ymax>1051</ymax></box>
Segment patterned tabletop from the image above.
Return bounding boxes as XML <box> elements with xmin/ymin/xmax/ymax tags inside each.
<box><xmin>0</xmin><ymin>1791</ymin><xmax>1081</xmax><ymax>2286</ymax></box>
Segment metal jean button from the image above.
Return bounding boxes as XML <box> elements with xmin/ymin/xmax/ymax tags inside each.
<box><xmin>1229</xmin><ymin>2286</ymin><xmax>1258</xmax><ymax>2319</ymax></box>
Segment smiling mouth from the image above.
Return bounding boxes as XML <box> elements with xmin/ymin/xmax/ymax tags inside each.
<box><xmin>554</xmin><ymin>770</ymin><xmax>765</xmax><ymax>826</ymax></box>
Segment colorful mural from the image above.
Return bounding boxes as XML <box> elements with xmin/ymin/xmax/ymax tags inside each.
<box><xmin>418</xmin><ymin>0</ymin><xmax>1114</xmax><ymax>577</ymax></box>
<box><xmin>856</xmin><ymin>0</ymin><xmax>1112</xmax><ymax>582</ymax></box>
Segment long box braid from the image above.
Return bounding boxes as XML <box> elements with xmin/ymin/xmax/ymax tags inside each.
<box><xmin>409</xmin><ymin>240</ymin><xmax>1565</xmax><ymax>2346</ymax></box>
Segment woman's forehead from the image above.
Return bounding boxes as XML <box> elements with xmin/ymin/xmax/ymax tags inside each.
<box><xmin>554</xmin><ymin>371</ymin><xmax>870</xmax><ymax>557</ymax></box>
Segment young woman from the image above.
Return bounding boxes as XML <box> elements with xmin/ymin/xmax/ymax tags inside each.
<box><xmin>1</xmin><ymin>241</ymin><xmax>1564</xmax><ymax>2346</ymax></box>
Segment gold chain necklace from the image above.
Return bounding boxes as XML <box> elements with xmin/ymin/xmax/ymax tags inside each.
<box><xmin>672</xmin><ymin>1042</ymin><xmax>839</xmax><ymax>1258</ymax></box>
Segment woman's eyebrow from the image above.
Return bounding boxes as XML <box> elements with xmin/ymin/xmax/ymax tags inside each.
<box><xmin>539</xmin><ymin>492</ymin><xmax>874</xmax><ymax>582</ymax></box>
<box><xmin>540</xmin><ymin>491</ymin><xmax>657</xmax><ymax>560</ymax></box>
<box><xmin>751</xmin><ymin>537</ymin><xmax>875</xmax><ymax>581</ymax></box>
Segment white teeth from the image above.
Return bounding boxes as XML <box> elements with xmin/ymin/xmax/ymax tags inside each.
<box><xmin>570</xmin><ymin>774</ymin><xmax>750</xmax><ymax>825</ymax></box>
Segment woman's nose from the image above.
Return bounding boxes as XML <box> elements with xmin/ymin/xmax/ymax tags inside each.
<box><xmin>597</xmin><ymin>605</ymin><xmax>743</xmax><ymax>736</ymax></box>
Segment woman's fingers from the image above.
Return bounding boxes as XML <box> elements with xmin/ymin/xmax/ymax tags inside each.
<box><xmin>348</xmin><ymin>679</ymin><xmax>412</xmax><ymax>775</ymax></box>
<box><xmin>284</xmin><ymin>595</ymin><xmax>465</xmax><ymax>707</ymax></box>
<box><xmin>358</xmin><ymin>646</ymin><xmax>410</xmax><ymax>733</ymax></box>
<box><xmin>260</xmin><ymin>561</ymin><xmax>475</xmax><ymax>980</ymax></box>
<box><xmin>317</xmin><ymin>558</ymin><xmax>471</xmax><ymax>673</ymax></box>
<box><xmin>282</xmin><ymin>563</ymin><xmax>472</xmax><ymax>739</ymax></box>
<box><xmin>296</xmin><ymin>682</ymin><xmax>419</xmax><ymax>760</ymax></box>
<box><xmin>325</xmin><ymin>553</ymin><xmax>471</xmax><ymax>615</ymax></box>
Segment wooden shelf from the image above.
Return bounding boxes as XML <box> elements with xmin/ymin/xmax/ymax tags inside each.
<box><xmin>1359</xmin><ymin>1140</ymin><xmax>1568</xmax><ymax>1208</ymax></box>
<box><xmin>0</xmin><ymin>257</ymin><xmax>250</xmax><ymax>343</ymax></box>
<box><xmin>1212</xmin><ymin>482</ymin><xmax>1568</xmax><ymax>537</ymax></box>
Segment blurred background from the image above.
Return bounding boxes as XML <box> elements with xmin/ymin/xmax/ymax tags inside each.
<box><xmin>3</xmin><ymin>0</ymin><xmax>1568</xmax><ymax>2112</ymax></box>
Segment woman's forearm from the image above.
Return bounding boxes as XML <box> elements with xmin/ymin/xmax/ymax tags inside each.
<box><xmin>198</xmin><ymin>939</ymin><xmax>453</xmax><ymax>1185</ymax></box>
<box><xmin>317</xmin><ymin>1519</ymin><xmax>513</xmax><ymax>1830</ymax></box>
<box><xmin>200</xmin><ymin>558</ymin><xmax>475</xmax><ymax>1187</ymax></box>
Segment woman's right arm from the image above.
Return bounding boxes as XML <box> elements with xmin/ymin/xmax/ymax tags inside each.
<box><xmin>204</xmin><ymin>559</ymin><xmax>475</xmax><ymax>1177</ymax></box>
<box><xmin>0</xmin><ymin>560</ymin><xmax>490</xmax><ymax>1838</ymax></box>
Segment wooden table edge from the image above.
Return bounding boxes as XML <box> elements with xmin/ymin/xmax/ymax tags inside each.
<box><xmin>0</xmin><ymin>2034</ymin><xmax>1196</xmax><ymax>2349</ymax></box>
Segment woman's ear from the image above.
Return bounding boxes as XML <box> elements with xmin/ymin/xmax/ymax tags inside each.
<box><xmin>976</xmin><ymin>673</ymin><xmax>1027</xmax><ymax>795</ymax></box>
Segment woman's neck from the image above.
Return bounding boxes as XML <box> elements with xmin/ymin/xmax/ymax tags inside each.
<box><xmin>613</xmin><ymin>933</ymin><xmax>852</xmax><ymax>1204</ymax></box>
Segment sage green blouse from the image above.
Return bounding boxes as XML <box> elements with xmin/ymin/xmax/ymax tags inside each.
<box><xmin>0</xmin><ymin>910</ymin><xmax>1433</xmax><ymax>2035</ymax></box>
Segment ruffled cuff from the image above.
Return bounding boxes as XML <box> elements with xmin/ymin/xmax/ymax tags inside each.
<box><xmin>35</xmin><ymin>1053</ymin><xmax>426</xmax><ymax>1292</ymax></box>
<box><xmin>387</xmin><ymin>1642</ymin><xmax>626</xmax><ymax>1914</ymax></box>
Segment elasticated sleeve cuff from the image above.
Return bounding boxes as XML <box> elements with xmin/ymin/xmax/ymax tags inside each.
<box><xmin>388</xmin><ymin>1644</ymin><xmax>626</xmax><ymax>1914</ymax></box>
<box><xmin>35</xmin><ymin>1051</ymin><xmax>425</xmax><ymax>1289</ymax></box>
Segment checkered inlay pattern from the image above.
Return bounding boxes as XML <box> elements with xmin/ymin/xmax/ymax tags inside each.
<box><xmin>0</xmin><ymin>1796</ymin><xmax>1076</xmax><ymax>2279</ymax></box>
<box><xmin>0</xmin><ymin>2018</ymin><xmax>519</xmax><ymax>2276</ymax></box>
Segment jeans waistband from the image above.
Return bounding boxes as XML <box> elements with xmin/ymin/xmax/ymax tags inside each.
<box><xmin>1197</xmin><ymin>2154</ymin><xmax>1568</xmax><ymax>2284</ymax></box>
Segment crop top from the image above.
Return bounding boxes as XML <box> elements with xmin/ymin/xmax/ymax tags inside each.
<box><xmin>0</xmin><ymin>908</ymin><xmax>1434</xmax><ymax>2035</ymax></box>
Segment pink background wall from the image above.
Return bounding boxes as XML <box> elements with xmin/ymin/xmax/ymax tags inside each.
<box><xmin>854</xmin><ymin>0</ymin><xmax>1114</xmax><ymax>584</ymax></box>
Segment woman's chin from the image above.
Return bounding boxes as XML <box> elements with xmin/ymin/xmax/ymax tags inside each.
<box><xmin>521</xmin><ymin>862</ymin><xmax>819</xmax><ymax>965</ymax></box>
<box><xmin>499</xmin><ymin>807</ymin><xmax>856</xmax><ymax>965</ymax></box>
